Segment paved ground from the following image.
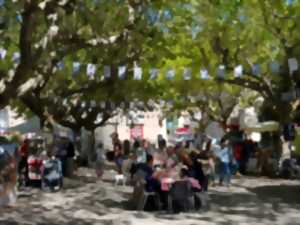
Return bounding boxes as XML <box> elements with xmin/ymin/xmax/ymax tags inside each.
<box><xmin>0</xmin><ymin>168</ymin><xmax>300</xmax><ymax>225</ymax></box>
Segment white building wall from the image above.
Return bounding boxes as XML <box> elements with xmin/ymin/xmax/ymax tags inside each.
<box><xmin>95</xmin><ymin>110</ymin><xmax>167</xmax><ymax>150</ymax></box>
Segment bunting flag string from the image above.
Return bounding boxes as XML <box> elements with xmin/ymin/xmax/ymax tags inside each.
<box><xmin>0</xmin><ymin>46</ymin><xmax>298</xmax><ymax>80</ymax></box>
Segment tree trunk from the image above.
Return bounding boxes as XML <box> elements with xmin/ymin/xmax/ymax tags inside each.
<box><xmin>81</xmin><ymin>129</ymin><xmax>96</xmax><ymax>167</ymax></box>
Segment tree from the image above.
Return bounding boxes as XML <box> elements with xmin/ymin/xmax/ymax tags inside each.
<box><xmin>174</xmin><ymin>0</ymin><xmax>300</xmax><ymax>125</ymax></box>
<box><xmin>7</xmin><ymin>0</ymin><xmax>189</xmax><ymax>161</ymax></box>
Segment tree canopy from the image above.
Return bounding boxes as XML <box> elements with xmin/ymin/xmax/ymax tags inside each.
<box><xmin>1</xmin><ymin>0</ymin><xmax>300</xmax><ymax>129</ymax></box>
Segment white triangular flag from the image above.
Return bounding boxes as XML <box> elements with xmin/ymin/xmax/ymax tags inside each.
<box><xmin>73</xmin><ymin>62</ymin><xmax>81</xmax><ymax>74</ymax></box>
<box><xmin>217</xmin><ymin>65</ymin><xmax>226</xmax><ymax>78</ymax></box>
<box><xmin>0</xmin><ymin>48</ymin><xmax>7</xmax><ymax>59</ymax></box>
<box><xmin>120</xmin><ymin>102</ymin><xmax>125</xmax><ymax>109</ymax></box>
<box><xmin>234</xmin><ymin>65</ymin><xmax>243</xmax><ymax>78</ymax></box>
<box><xmin>12</xmin><ymin>52</ymin><xmax>20</xmax><ymax>62</ymax></box>
<box><xmin>110</xmin><ymin>102</ymin><xmax>115</xmax><ymax>110</ymax></box>
<box><xmin>134</xmin><ymin>67</ymin><xmax>142</xmax><ymax>80</ymax></box>
<box><xmin>288</xmin><ymin>58</ymin><xmax>298</xmax><ymax>74</ymax></box>
<box><xmin>252</xmin><ymin>64</ymin><xmax>261</xmax><ymax>76</ymax></box>
<box><xmin>200</xmin><ymin>69</ymin><xmax>210</xmax><ymax>79</ymax></box>
<box><xmin>270</xmin><ymin>61</ymin><xmax>280</xmax><ymax>74</ymax></box>
<box><xmin>130</xmin><ymin>102</ymin><xmax>135</xmax><ymax>109</ymax></box>
<box><xmin>118</xmin><ymin>66</ymin><xmax>126</xmax><ymax>79</ymax></box>
<box><xmin>62</xmin><ymin>98</ymin><xmax>68</xmax><ymax>106</ymax></box>
<box><xmin>149</xmin><ymin>68</ymin><xmax>158</xmax><ymax>80</ymax></box>
<box><xmin>87</xmin><ymin>63</ymin><xmax>96</xmax><ymax>78</ymax></box>
<box><xmin>104</xmin><ymin>66</ymin><xmax>111</xmax><ymax>79</ymax></box>
<box><xmin>100</xmin><ymin>101</ymin><xmax>106</xmax><ymax>109</ymax></box>
<box><xmin>183</xmin><ymin>68</ymin><xmax>191</xmax><ymax>80</ymax></box>
<box><xmin>166</xmin><ymin>69</ymin><xmax>175</xmax><ymax>80</ymax></box>
<box><xmin>90</xmin><ymin>100</ymin><xmax>96</xmax><ymax>108</ymax></box>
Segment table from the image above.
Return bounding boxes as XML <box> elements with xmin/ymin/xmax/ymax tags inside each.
<box><xmin>160</xmin><ymin>177</ymin><xmax>201</xmax><ymax>191</ymax></box>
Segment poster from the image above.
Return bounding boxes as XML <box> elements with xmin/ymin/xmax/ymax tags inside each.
<box><xmin>130</xmin><ymin>125</ymin><xmax>144</xmax><ymax>140</ymax></box>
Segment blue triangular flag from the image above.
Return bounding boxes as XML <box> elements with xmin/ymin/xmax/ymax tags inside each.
<box><xmin>234</xmin><ymin>65</ymin><xmax>243</xmax><ymax>78</ymax></box>
<box><xmin>288</xmin><ymin>58</ymin><xmax>298</xmax><ymax>75</ymax></box>
<box><xmin>57</xmin><ymin>61</ymin><xmax>64</xmax><ymax>71</ymax></box>
<box><xmin>252</xmin><ymin>64</ymin><xmax>261</xmax><ymax>76</ymax></box>
<box><xmin>118</xmin><ymin>66</ymin><xmax>126</xmax><ymax>79</ymax></box>
<box><xmin>166</xmin><ymin>69</ymin><xmax>175</xmax><ymax>80</ymax></box>
<box><xmin>183</xmin><ymin>68</ymin><xmax>191</xmax><ymax>80</ymax></box>
<box><xmin>104</xmin><ymin>66</ymin><xmax>111</xmax><ymax>79</ymax></box>
<box><xmin>12</xmin><ymin>52</ymin><xmax>20</xmax><ymax>63</ymax></box>
<box><xmin>270</xmin><ymin>61</ymin><xmax>280</xmax><ymax>74</ymax></box>
<box><xmin>72</xmin><ymin>62</ymin><xmax>81</xmax><ymax>74</ymax></box>
<box><xmin>149</xmin><ymin>68</ymin><xmax>158</xmax><ymax>80</ymax></box>
<box><xmin>217</xmin><ymin>65</ymin><xmax>226</xmax><ymax>78</ymax></box>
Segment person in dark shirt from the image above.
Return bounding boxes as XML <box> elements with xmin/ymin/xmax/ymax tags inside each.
<box><xmin>182</xmin><ymin>152</ymin><xmax>207</xmax><ymax>191</ymax></box>
<box><xmin>18</xmin><ymin>139</ymin><xmax>29</xmax><ymax>185</ymax></box>
<box><xmin>134</xmin><ymin>154</ymin><xmax>161</xmax><ymax>193</ymax></box>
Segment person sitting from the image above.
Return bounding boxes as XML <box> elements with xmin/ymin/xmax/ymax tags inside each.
<box><xmin>181</xmin><ymin>152</ymin><xmax>207</xmax><ymax>191</ymax></box>
<box><xmin>139</xmin><ymin>154</ymin><xmax>161</xmax><ymax>193</ymax></box>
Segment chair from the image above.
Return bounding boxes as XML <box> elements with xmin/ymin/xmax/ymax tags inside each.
<box><xmin>137</xmin><ymin>189</ymin><xmax>161</xmax><ymax>211</ymax></box>
<box><xmin>168</xmin><ymin>180</ymin><xmax>195</xmax><ymax>213</ymax></box>
<box><xmin>194</xmin><ymin>190</ymin><xmax>209</xmax><ymax>210</ymax></box>
<box><xmin>132</xmin><ymin>172</ymin><xmax>161</xmax><ymax>211</ymax></box>
<box><xmin>115</xmin><ymin>174</ymin><xmax>126</xmax><ymax>186</ymax></box>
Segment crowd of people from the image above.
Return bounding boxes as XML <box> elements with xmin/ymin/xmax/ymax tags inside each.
<box><xmin>102</xmin><ymin>133</ymin><xmax>260</xmax><ymax>189</ymax></box>
<box><xmin>92</xmin><ymin>132</ymin><xmax>262</xmax><ymax>211</ymax></box>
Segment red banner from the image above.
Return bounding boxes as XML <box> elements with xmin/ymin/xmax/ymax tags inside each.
<box><xmin>130</xmin><ymin>125</ymin><xmax>144</xmax><ymax>140</ymax></box>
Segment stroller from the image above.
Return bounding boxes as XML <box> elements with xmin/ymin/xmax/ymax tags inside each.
<box><xmin>41</xmin><ymin>159</ymin><xmax>63</xmax><ymax>192</ymax></box>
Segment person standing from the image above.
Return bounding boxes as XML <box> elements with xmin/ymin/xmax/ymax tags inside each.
<box><xmin>18</xmin><ymin>139</ymin><xmax>29</xmax><ymax>186</ymax></box>
<box><xmin>216</xmin><ymin>138</ymin><xmax>233</xmax><ymax>187</ymax></box>
<box><xmin>65</xmin><ymin>139</ymin><xmax>75</xmax><ymax>177</ymax></box>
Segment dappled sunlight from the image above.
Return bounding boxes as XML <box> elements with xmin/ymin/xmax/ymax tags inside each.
<box><xmin>1</xmin><ymin>170</ymin><xmax>300</xmax><ymax>225</ymax></box>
